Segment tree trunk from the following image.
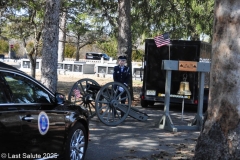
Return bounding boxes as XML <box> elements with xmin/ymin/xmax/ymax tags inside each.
<box><xmin>30</xmin><ymin>31</ymin><xmax>42</xmax><ymax>78</ymax></box>
<box><xmin>23</xmin><ymin>30</ymin><xmax>41</xmax><ymax>78</ymax></box>
<box><xmin>41</xmin><ymin>0</ymin><xmax>60</xmax><ymax>93</ymax></box>
<box><xmin>30</xmin><ymin>58</ymin><xmax>36</xmax><ymax>78</ymax></box>
<box><xmin>75</xmin><ymin>34</ymin><xmax>80</xmax><ymax>61</ymax></box>
<box><xmin>118</xmin><ymin>0</ymin><xmax>133</xmax><ymax>99</ymax></box>
<box><xmin>58</xmin><ymin>10</ymin><xmax>66</xmax><ymax>62</ymax></box>
<box><xmin>22</xmin><ymin>38</ymin><xmax>28</xmax><ymax>58</ymax></box>
<box><xmin>194</xmin><ymin>1</ymin><xmax>240</xmax><ymax>159</ymax></box>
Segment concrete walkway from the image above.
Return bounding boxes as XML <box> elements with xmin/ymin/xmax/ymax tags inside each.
<box><xmin>85</xmin><ymin>105</ymin><xmax>200</xmax><ymax>160</ymax></box>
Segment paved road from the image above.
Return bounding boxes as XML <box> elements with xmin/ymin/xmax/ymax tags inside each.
<box><xmin>85</xmin><ymin>104</ymin><xmax>201</xmax><ymax>160</ymax></box>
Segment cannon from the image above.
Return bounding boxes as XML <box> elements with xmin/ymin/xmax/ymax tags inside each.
<box><xmin>68</xmin><ymin>78</ymin><xmax>148</xmax><ymax>126</ymax></box>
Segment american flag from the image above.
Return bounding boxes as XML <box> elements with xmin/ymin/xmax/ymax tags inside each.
<box><xmin>73</xmin><ymin>89</ymin><xmax>81</xmax><ymax>98</ymax></box>
<box><xmin>154</xmin><ymin>32</ymin><xmax>170</xmax><ymax>48</ymax></box>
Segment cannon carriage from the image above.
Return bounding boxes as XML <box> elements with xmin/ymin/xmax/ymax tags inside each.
<box><xmin>68</xmin><ymin>78</ymin><xmax>148</xmax><ymax>126</ymax></box>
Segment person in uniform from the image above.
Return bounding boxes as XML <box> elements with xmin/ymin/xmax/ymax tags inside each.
<box><xmin>113</xmin><ymin>55</ymin><xmax>130</xmax><ymax>117</ymax></box>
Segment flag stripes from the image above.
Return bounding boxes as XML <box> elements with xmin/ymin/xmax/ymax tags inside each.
<box><xmin>154</xmin><ymin>32</ymin><xmax>170</xmax><ymax>48</ymax></box>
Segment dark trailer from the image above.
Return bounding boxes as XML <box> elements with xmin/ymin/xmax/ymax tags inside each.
<box><xmin>140</xmin><ymin>39</ymin><xmax>211</xmax><ymax>108</ymax></box>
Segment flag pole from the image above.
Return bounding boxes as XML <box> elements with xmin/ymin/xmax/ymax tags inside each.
<box><xmin>168</xmin><ymin>32</ymin><xmax>170</xmax><ymax>60</ymax></box>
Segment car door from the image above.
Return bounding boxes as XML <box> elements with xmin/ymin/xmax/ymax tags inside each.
<box><xmin>0</xmin><ymin>73</ymin><xmax>23</xmax><ymax>154</ymax></box>
<box><xmin>2</xmin><ymin>71</ymin><xmax>67</xmax><ymax>157</ymax></box>
<box><xmin>19</xmin><ymin>109</ymin><xmax>67</xmax><ymax>157</ymax></box>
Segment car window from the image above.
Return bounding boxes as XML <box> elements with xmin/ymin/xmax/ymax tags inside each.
<box><xmin>3</xmin><ymin>72</ymin><xmax>51</xmax><ymax>104</ymax></box>
<box><xmin>0</xmin><ymin>74</ymin><xmax>14</xmax><ymax>103</ymax></box>
<box><xmin>87</xmin><ymin>53</ymin><xmax>92</xmax><ymax>56</ymax></box>
<box><xmin>93</xmin><ymin>53</ymin><xmax>100</xmax><ymax>57</ymax></box>
<box><xmin>103</xmin><ymin>54</ymin><xmax>108</xmax><ymax>58</ymax></box>
<box><xmin>0</xmin><ymin>89</ymin><xmax>7</xmax><ymax>103</ymax></box>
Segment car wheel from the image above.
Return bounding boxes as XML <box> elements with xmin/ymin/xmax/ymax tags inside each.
<box><xmin>65</xmin><ymin>123</ymin><xmax>88</xmax><ymax>160</ymax></box>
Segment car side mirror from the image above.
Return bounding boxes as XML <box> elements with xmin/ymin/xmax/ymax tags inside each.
<box><xmin>55</xmin><ymin>93</ymin><xmax>65</xmax><ymax>105</ymax></box>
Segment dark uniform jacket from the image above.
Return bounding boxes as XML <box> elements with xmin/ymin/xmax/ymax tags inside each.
<box><xmin>113</xmin><ymin>65</ymin><xmax>130</xmax><ymax>85</ymax></box>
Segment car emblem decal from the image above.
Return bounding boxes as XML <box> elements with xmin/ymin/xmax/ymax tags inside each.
<box><xmin>38</xmin><ymin>111</ymin><xmax>49</xmax><ymax>135</ymax></box>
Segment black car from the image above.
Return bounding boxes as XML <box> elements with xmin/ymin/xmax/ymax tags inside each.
<box><xmin>85</xmin><ymin>52</ymin><xmax>110</xmax><ymax>60</ymax></box>
<box><xmin>0</xmin><ymin>62</ymin><xmax>89</xmax><ymax>160</ymax></box>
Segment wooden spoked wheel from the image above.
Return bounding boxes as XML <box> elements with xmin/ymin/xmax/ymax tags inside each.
<box><xmin>68</xmin><ymin>78</ymin><xmax>100</xmax><ymax>118</ymax></box>
<box><xmin>95</xmin><ymin>82</ymin><xmax>131</xmax><ymax>126</ymax></box>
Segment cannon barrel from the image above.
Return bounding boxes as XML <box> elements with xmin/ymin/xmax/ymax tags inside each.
<box><xmin>86</xmin><ymin>84</ymin><xmax>102</xmax><ymax>92</ymax></box>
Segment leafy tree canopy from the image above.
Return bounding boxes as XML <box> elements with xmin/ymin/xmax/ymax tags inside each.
<box><xmin>88</xmin><ymin>0</ymin><xmax>214</xmax><ymax>43</ymax></box>
<box><xmin>1</xmin><ymin>0</ymin><xmax>214</xmax><ymax>60</ymax></box>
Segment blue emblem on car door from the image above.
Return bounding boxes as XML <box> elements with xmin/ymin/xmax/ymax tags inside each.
<box><xmin>38</xmin><ymin>111</ymin><xmax>49</xmax><ymax>135</ymax></box>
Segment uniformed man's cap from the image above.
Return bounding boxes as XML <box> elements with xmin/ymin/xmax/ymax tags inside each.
<box><xmin>118</xmin><ymin>55</ymin><xmax>127</xmax><ymax>60</ymax></box>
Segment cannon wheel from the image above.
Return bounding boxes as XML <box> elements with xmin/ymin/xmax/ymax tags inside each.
<box><xmin>68</xmin><ymin>78</ymin><xmax>99</xmax><ymax>118</ymax></box>
<box><xmin>95</xmin><ymin>82</ymin><xmax>131</xmax><ymax>126</ymax></box>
